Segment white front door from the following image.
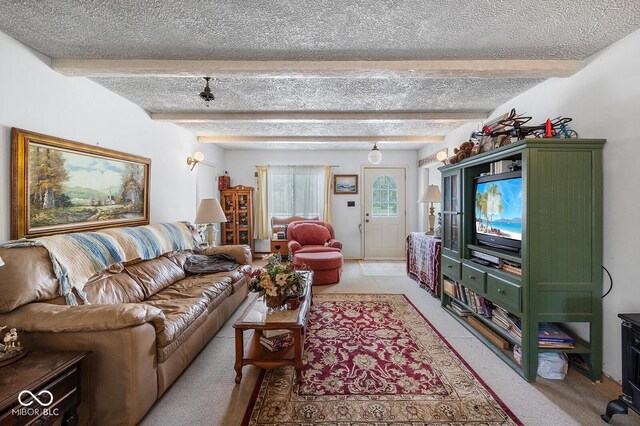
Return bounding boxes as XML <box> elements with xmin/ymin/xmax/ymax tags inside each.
<box><xmin>363</xmin><ymin>167</ymin><xmax>406</xmax><ymax>259</ymax></box>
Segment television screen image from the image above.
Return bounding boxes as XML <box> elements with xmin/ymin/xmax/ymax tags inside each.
<box><xmin>475</xmin><ymin>177</ymin><xmax>523</xmax><ymax>241</ymax></box>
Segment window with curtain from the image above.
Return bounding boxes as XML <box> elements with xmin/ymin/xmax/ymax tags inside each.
<box><xmin>267</xmin><ymin>165</ymin><xmax>326</xmax><ymax>221</ymax></box>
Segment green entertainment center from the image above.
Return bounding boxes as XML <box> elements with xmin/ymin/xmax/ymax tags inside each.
<box><xmin>439</xmin><ymin>138</ymin><xmax>605</xmax><ymax>381</ymax></box>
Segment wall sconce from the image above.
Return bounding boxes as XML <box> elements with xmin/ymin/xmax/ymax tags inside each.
<box><xmin>187</xmin><ymin>152</ymin><xmax>205</xmax><ymax>171</ymax></box>
<box><xmin>436</xmin><ymin>149</ymin><xmax>448</xmax><ymax>165</ymax></box>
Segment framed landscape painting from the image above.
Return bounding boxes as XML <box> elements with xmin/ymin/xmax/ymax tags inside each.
<box><xmin>334</xmin><ymin>174</ymin><xmax>358</xmax><ymax>194</ymax></box>
<box><xmin>11</xmin><ymin>129</ymin><xmax>151</xmax><ymax>239</ymax></box>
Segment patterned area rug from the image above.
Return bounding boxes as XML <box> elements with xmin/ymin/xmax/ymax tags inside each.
<box><xmin>358</xmin><ymin>261</ymin><xmax>407</xmax><ymax>276</ymax></box>
<box><xmin>243</xmin><ymin>294</ymin><xmax>521</xmax><ymax>425</ymax></box>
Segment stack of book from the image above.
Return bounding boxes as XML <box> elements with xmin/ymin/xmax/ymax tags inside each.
<box><xmin>538</xmin><ymin>323</ymin><xmax>574</xmax><ymax>349</ymax></box>
<box><xmin>276</xmin><ymin>232</ymin><xmax>286</xmax><ymax>240</ymax></box>
<box><xmin>491</xmin><ymin>306</ymin><xmax>522</xmax><ymax>342</ymax></box>
<box><xmin>452</xmin><ymin>282</ymin><xmax>492</xmax><ymax>318</ymax></box>
<box><xmin>259</xmin><ymin>329</ymin><xmax>293</xmax><ymax>352</ymax></box>
<box><xmin>501</xmin><ymin>260</ymin><xmax>522</xmax><ymax>276</ymax></box>
<box><xmin>450</xmin><ymin>300</ymin><xmax>472</xmax><ymax>317</ymax></box>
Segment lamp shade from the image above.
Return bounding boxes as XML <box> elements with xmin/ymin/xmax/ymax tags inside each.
<box><xmin>419</xmin><ymin>185</ymin><xmax>442</xmax><ymax>203</ymax></box>
<box><xmin>195</xmin><ymin>198</ymin><xmax>227</xmax><ymax>224</ymax></box>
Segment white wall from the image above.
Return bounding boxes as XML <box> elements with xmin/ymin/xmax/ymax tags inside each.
<box><xmin>224</xmin><ymin>149</ymin><xmax>420</xmax><ymax>258</ymax></box>
<box><xmin>0</xmin><ymin>30</ymin><xmax>223</xmax><ymax>242</ymax></box>
<box><xmin>419</xmin><ymin>28</ymin><xmax>640</xmax><ymax>382</ymax></box>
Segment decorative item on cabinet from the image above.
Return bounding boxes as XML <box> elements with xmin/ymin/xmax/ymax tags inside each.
<box><xmin>220</xmin><ymin>185</ymin><xmax>254</xmax><ymax>253</ymax></box>
<box><xmin>218</xmin><ymin>171</ymin><xmax>231</xmax><ymax>191</ymax></box>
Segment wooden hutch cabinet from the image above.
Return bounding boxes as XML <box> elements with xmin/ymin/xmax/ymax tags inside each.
<box><xmin>220</xmin><ymin>185</ymin><xmax>254</xmax><ymax>252</ymax></box>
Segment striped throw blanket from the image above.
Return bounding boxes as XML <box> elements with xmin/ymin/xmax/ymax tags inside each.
<box><xmin>2</xmin><ymin>222</ymin><xmax>195</xmax><ymax>305</ymax></box>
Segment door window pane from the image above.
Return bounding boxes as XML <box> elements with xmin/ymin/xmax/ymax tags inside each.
<box><xmin>371</xmin><ymin>176</ymin><xmax>398</xmax><ymax>217</ymax></box>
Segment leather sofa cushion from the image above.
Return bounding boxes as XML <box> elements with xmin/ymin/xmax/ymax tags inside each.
<box><xmin>125</xmin><ymin>256</ymin><xmax>186</xmax><ymax>298</ymax></box>
<box><xmin>143</xmin><ymin>298</ymin><xmax>209</xmax><ymax>362</ymax></box>
<box><xmin>164</xmin><ymin>250</ymin><xmax>191</xmax><ymax>270</ymax></box>
<box><xmin>292</xmin><ymin>223</ymin><xmax>331</xmax><ymax>245</ymax></box>
<box><xmin>0</xmin><ymin>247</ymin><xmax>59</xmax><ymax>312</ymax></box>
<box><xmin>83</xmin><ymin>264</ymin><xmax>146</xmax><ymax>304</ymax></box>
<box><xmin>147</xmin><ymin>276</ymin><xmax>233</xmax><ymax>313</ymax></box>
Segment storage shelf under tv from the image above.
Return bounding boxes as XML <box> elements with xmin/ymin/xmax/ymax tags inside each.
<box><xmin>439</xmin><ymin>138</ymin><xmax>605</xmax><ymax>382</ymax></box>
<box><xmin>443</xmin><ymin>303</ymin><xmax>524</xmax><ymax>377</ymax></box>
<box><xmin>467</xmin><ymin>243</ymin><xmax>522</xmax><ymax>265</ymax></box>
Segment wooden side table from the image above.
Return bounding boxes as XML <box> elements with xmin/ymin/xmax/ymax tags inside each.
<box><xmin>233</xmin><ymin>272</ymin><xmax>312</xmax><ymax>384</ymax></box>
<box><xmin>0</xmin><ymin>351</ymin><xmax>88</xmax><ymax>426</ymax></box>
<box><xmin>270</xmin><ymin>239</ymin><xmax>289</xmax><ymax>256</ymax></box>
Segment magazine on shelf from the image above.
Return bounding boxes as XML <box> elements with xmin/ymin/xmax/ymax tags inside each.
<box><xmin>538</xmin><ymin>323</ymin><xmax>575</xmax><ymax>344</ymax></box>
<box><xmin>259</xmin><ymin>330</ymin><xmax>294</xmax><ymax>352</ymax></box>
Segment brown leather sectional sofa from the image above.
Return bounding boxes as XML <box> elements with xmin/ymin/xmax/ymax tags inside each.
<box><xmin>0</xmin><ymin>244</ymin><xmax>251</xmax><ymax>425</ymax></box>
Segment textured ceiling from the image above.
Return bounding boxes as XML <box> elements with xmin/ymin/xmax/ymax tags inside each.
<box><xmin>92</xmin><ymin>76</ymin><xmax>542</xmax><ymax>112</ymax></box>
<box><xmin>1</xmin><ymin>1</ymin><xmax>639</xmax><ymax>150</ymax></box>
<box><xmin>1</xmin><ymin>0</ymin><xmax>639</xmax><ymax>60</ymax></box>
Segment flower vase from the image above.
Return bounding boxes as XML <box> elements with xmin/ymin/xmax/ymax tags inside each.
<box><xmin>265</xmin><ymin>294</ymin><xmax>286</xmax><ymax>311</ymax></box>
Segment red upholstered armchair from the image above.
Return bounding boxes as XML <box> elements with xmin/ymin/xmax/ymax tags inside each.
<box><xmin>287</xmin><ymin>220</ymin><xmax>342</xmax><ymax>255</ymax></box>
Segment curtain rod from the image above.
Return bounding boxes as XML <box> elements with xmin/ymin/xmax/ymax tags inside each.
<box><xmin>255</xmin><ymin>165</ymin><xmax>340</xmax><ymax>167</ymax></box>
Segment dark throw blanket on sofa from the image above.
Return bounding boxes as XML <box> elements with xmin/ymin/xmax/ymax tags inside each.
<box><xmin>185</xmin><ymin>253</ymin><xmax>240</xmax><ymax>275</ymax></box>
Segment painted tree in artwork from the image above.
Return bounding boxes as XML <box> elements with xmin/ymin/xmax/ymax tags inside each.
<box><xmin>475</xmin><ymin>190</ymin><xmax>489</xmax><ymax>230</ymax></box>
<box><xmin>29</xmin><ymin>146</ymin><xmax>69</xmax><ymax>209</ymax></box>
<box><xmin>120</xmin><ymin>163</ymin><xmax>144</xmax><ymax>208</ymax></box>
<box><xmin>485</xmin><ymin>183</ymin><xmax>504</xmax><ymax>228</ymax></box>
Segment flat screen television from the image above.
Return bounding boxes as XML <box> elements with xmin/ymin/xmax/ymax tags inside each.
<box><xmin>473</xmin><ymin>171</ymin><xmax>523</xmax><ymax>253</ymax></box>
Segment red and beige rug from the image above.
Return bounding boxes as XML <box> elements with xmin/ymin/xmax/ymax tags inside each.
<box><xmin>243</xmin><ymin>293</ymin><xmax>521</xmax><ymax>425</ymax></box>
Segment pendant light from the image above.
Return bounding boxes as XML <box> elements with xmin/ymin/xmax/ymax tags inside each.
<box><xmin>199</xmin><ymin>77</ymin><xmax>215</xmax><ymax>107</ymax></box>
<box><xmin>368</xmin><ymin>143</ymin><xmax>383</xmax><ymax>164</ymax></box>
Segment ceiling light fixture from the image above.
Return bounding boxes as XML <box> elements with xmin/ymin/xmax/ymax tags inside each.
<box><xmin>368</xmin><ymin>143</ymin><xmax>383</xmax><ymax>164</ymax></box>
<box><xmin>199</xmin><ymin>77</ymin><xmax>215</xmax><ymax>107</ymax></box>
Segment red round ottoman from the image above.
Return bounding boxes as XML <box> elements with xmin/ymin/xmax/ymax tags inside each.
<box><xmin>293</xmin><ymin>251</ymin><xmax>343</xmax><ymax>285</ymax></box>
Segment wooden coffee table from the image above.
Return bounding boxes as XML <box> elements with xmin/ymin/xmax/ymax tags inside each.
<box><xmin>234</xmin><ymin>271</ymin><xmax>312</xmax><ymax>384</ymax></box>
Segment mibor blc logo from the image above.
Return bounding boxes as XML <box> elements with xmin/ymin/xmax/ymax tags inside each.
<box><xmin>12</xmin><ymin>389</ymin><xmax>59</xmax><ymax>417</ymax></box>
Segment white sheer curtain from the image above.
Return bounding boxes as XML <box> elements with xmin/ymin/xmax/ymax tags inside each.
<box><xmin>267</xmin><ymin>165</ymin><xmax>326</xmax><ymax>224</ymax></box>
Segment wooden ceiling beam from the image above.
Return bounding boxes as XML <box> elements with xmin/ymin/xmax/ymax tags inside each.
<box><xmin>151</xmin><ymin>111</ymin><xmax>488</xmax><ymax>122</ymax></box>
<box><xmin>197</xmin><ymin>135</ymin><xmax>444</xmax><ymax>143</ymax></box>
<box><xmin>52</xmin><ymin>59</ymin><xmax>582</xmax><ymax>79</ymax></box>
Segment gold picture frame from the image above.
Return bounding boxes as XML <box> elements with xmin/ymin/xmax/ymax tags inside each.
<box><xmin>11</xmin><ymin>128</ymin><xmax>151</xmax><ymax>239</ymax></box>
<box><xmin>333</xmin><ymin>174</ymin><xmax>358</xmax><ymax>194</ymax></box>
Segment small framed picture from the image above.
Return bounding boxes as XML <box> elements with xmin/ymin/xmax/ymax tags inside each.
<box><xmin>334</xmin><ymin>174</ymin><xmax>358</xmax><ymax>194</ymax></box>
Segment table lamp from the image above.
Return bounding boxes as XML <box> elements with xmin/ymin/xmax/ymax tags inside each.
<box><xmin>419</xmin><ymin>185</ymin><xmax>442</xmax><ymax>235</ymax></box>
<box><xmin>195</xmin><ymin>198</ymin><xmax>228</xmax><ymax>247</ymax></box>
<box><xmin>0</xmin><ymin>256</ymin><xmax>4</xmax><ymax>267</ymax></box>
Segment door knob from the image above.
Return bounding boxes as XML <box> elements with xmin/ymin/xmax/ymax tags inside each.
<box><xmin>365</xmin><ymin>219</ymin><xmax>369</xmax><ymax>223</ymax></box>
<box><xmin>366</xmin><ymin>213</ymin><xmax>370</xmax><ymax>217</ymax></box>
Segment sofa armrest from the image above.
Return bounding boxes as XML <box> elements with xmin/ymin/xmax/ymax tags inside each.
<box><xmin>197</xmin><ymin>244</ymin><xmax>252</xmax><ymax>264</ymax></box>
<box><xmin>328</xmin><ymin>239</ymin><xmax>343</xmax><ymax>250</ymax></box>
<box><xmin>288</xmin><ymin>240</ymin><xmax>302</xmax><ymax>254</ymax></box>
<box><xmin>0</xmin><ymin>302</ymin><xmax>165</xmax><ymax>333</ymax></box>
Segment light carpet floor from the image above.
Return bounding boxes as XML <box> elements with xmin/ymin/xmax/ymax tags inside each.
<box><xmin>140</xmin><ymin>260</ymin><xmax>638</xmax><ymax>426</ymax></box>
<box><xmin>358</xmin><ymin>260</ymin><xmax>407</xmax><ymax>276</ymax></box>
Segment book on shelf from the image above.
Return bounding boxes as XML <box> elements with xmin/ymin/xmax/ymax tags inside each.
<box><xmin>259</xmin><ymin>330</ymin><xmax>294</xmax><ymax>352</ymax></box>
<box><xmin>500</xmin><ymin>259</ymin><xmax>522</xmax><ymax>276</ymax></box>
<box><xmin>491</xmin><ymin>306</ymin><xmax>522</xmax><ymax>341</ymax></box>
<box><xmin>450</xmin><ymin>300</ymin><xmax>472</xmax><ymax>317</ymax></box>
<box><xmin>262</xmin><ymin>329</ymin><xmax>290</xmax><ymax>338</ymax></box>
<box><xmin>450</xmin><ymin>283</ymin><xmax>492</xmax><ymax>318</ymax></box>
<box><xmin>538</xmin><ymin>323</ymin><xmax>574</xmax><ymax>348</ymax></box>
